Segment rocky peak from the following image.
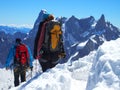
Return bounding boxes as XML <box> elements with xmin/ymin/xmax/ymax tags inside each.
<box><xmin>100</xmin><ymin>14</ymin><xmax>105</xmax><ymax>22</ymax></box>
<box><xmin>79</xmin><ymin>16</ymin><xmax>95</xmax><ymax>30</ymax></box>
<box><xmin>79</xmin><ymin>16</ymin><xmax>95</xmax><ymax>23</ymax></box>
<box><xmin>95</xmin><ymin>14</ymin><xmax>106</xmax><ymax>29</ymax></box>
<box><xmin>32</xmin><ymin>10</ymin><xmax>47</xmax><ymax>31</ymax></box>
<box><xmin>68</xmin><ymin>15</ymin><xmax>79</xmax><ymax>22</ymax></box>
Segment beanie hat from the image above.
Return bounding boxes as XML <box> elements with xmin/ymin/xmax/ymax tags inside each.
<box><xmin>48</xmin><ymin>14</ymin><xmax>54</xmax><ymax>20</ymax></box>
<box><xmin>16</xmin><ymin>38</ymin><xmax>21</xmax><ymax>44</ymax></box>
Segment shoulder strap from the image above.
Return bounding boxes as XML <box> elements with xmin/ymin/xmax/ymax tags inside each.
<box><xmin>37</xmin><ymin>21</ymin><xmax>48</xmax><ymax>57</ymax></box>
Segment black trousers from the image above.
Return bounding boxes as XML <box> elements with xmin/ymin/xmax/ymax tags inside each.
<box><xmin>39</xmin><ymin>60</ymin><xmax>56</xmax><ymax>72</ymax></box>
<box><xmin>14</xmin><ymin>66</ymin><xmax>26</xmax><ymax>87</ymax></box>
<box><xmin>39</xmin><ymin>52</ymin><xmax>59</xmax><ymax>72</ymax></box>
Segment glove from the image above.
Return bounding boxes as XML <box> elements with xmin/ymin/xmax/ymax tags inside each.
<box><xmin>30</xmin><ymin>66</ymin><xmax>33</xmax><ymax>71</ymax></box>
<box><xmin>6</xmin><ymin>67</ymin><xmax>9</xmax><ymax>70</ymax></box>
<box><xmin>58</xmin><ymin>53</ymin><xmax>66</xmax><ymax>58</ymax></box>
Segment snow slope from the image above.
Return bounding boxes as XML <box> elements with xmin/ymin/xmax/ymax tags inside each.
<box><xmin>86</xmin><ymin>38</ymin><xmax>120</xmax><ymax>90</ymax></box>
<box><xmin>9</xmin><ymin>51</ymin><xmax>95</xmax><ymax>90</ymax></box>
<box><xmin>1</xmin><ymin>38</ymin><xmax>120</xmax><ymax>90</ymax></box>
<box><xmin>0</xmin><ymin>60</ymin><xmax>42</xmax><ymax>90</ymax></box>
<box><xmin>0</xmin><ymin>68</ymin><xmax>14</xmax><ymax>90</ymax></box>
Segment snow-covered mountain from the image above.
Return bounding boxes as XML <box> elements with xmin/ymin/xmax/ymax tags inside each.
<box><xmin>1</xmin><ymin>38</ymin><xmax>120</xmax><ymax>90</ymax></box>
<box><xmin>0</xmin><ymin>9</ymin><xmax>120</xmax><ymax>90</ymax></box>
<box><xmin>0</xmin><ymin>10</ymin><xmax>120</xmax><ymax>66</ymax></box>
<box><xmin>86</xmin><ymin>38</ymin><xmax>120</xmax><ymax>90</ymax></box>
<box><xmin>0</xmin><ymin>25</ymin><xmax>31</xmax><ymax>34</ymax></box>
<box><xmin>64</xmin><ymin>14</ymin><xmax>120</xmax><ymax>62</ymax></box>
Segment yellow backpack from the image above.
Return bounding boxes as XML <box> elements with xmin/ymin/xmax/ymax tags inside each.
<box><xmin>43</xmin><ymin>21</ymin><xmax>63</xmax><ymax>52</ymax></box>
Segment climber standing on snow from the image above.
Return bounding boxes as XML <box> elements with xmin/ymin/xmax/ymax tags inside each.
<box><xmin>5</xmin><ymin>38</ymin><xmax>34</xmax><ymax>87</ymax></box>
<box><xmin>33</xmin><ymin>13</ymin><xmax>66</xmax><ymax>72</ymax></box>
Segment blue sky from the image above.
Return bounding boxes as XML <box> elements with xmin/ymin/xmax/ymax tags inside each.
<box><xmin>0</xmin><ymin>0</ymin><xmax>120</xmax><ymax>28</ymax></box>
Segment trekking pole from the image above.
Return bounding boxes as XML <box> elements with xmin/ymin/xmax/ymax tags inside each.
<box><xmin>35</xmin><ymin>59</ymin><xmax>37</xmax><ymax>74</ymax></box>
<box><xmin>35</xmin><ymin>59</ymin><xmax>39</xmax><ymax>75</ymax></box>
<box><xmin>26</xmin><ymin>67</ymin><xmax>32</xmax><ymax>80</ymax></box>
<box><xmin>9</xmin><ymin>63</ymin><xmax>14</xmax><ymax>74</ymax></box>
<box><xmin>30</xmin><ymin>67</ymin><xmax>33</xmax><ymax>79</ymax></box>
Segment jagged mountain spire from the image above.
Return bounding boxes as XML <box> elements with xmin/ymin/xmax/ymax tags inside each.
<box><xmin>33</xmin><ymin>10</ymin><xmax>47</xmax><ymax>29</ymax></box>
<box><xmin>100</xmin><ymin>14</ymin><xmax>105</xmax><ymax>22</ymax></box>
<box><xmin>29</xmin><ymin>10</ymin><xmax>48</xmax><ymax>37</ymax></box>
<box><xmin>95</xmin><ymin>14</ymin><xmax>106</xmax><ymax>29</ymax></box>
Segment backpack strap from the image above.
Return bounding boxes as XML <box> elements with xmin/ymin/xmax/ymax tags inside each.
<box><xmin>37</xmin><ymin>21</ymin><xmax>48</xmax><ymax>59</ymax></box>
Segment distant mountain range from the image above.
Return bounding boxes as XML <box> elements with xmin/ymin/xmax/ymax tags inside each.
<box><xmin>64</xmin><ymin>14</ymin><xmax>120</xmax><ymax>62</ymax></box>
<box><xmin>0</xmin><ymin>10</ymin><xmax>120</xmax><ymax>66</ymax></box>
<box><xmin>0</xmin><ymin>25</ymin><xmax>31</xmax><ymax>34</ymax></box>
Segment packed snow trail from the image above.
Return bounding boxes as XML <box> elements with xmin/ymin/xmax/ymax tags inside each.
<box><xmin>9</xmin><ymin>51</ymin><xmax>95</xmax><ymax>90</ymax></box>
<box><xmin>86</xmin><ymin>38</ymin><xmax>120</xmax><ymax>90</ymax></box>
<box><xmin>2</xmin><ymin>38</ymin><xmax>120</xmax><ymax>90</ymax></box>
